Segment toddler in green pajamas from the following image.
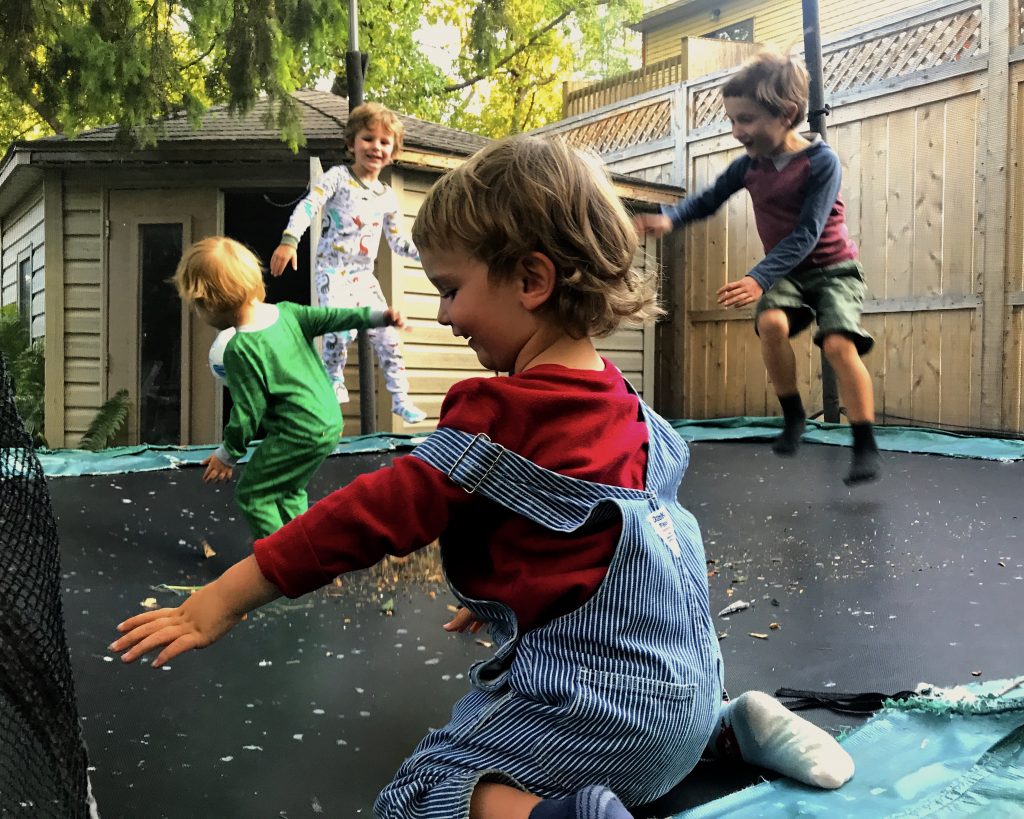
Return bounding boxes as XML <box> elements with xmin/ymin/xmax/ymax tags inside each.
<box><xmin>173</xmin><ymin>236</ymin><xmax>407</xmax><ymax>538</ymax></box>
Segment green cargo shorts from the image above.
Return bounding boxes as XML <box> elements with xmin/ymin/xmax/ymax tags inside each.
<box><xmin>754</xmin><ymin>259</ymin><xmax>874</xmax><ymax>355</ymax></box>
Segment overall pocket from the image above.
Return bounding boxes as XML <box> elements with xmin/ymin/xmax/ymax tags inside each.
<box><xmin>532</xmin><ymin>667</ymin><xmax>710</xmax><ymax>803</ymax></box>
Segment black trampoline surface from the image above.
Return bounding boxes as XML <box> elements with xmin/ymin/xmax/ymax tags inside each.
<box><xmin>52</xmin><ymin>440</ymin><xmax>1023</xmax><ymax>818</ymax></box>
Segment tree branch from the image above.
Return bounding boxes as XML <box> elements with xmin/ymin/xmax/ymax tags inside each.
<box><xmin>442</xmin><ymin>8</ymin><xmax>572</xmax><ymax>93</ymax></box>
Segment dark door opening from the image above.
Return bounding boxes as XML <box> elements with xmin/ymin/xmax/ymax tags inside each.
<box><xmin>222</xmin><ymin>188</ymin><xmax>312</xmax><ymax>429</ymax></box>
<box><xmin>224</xmin><ymin>188</ymin><xmax>312</xmax><ymax>306</ymax></box>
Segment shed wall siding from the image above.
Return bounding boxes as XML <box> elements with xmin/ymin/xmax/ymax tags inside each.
<box><xmin>62</xmin><ymin>185</ymin><xmax>105</xmax><ymax>445</ymax></box>
<box><xmin>1</xmin><ymin>189</ymin><xmax>45</xmax><ymax>339</ymax></box>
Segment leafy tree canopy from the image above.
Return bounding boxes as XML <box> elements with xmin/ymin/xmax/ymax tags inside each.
<box><xmin>0</xmin><ymin>0</ymin><xmax>639</xmax><ymax>153</ymax></box>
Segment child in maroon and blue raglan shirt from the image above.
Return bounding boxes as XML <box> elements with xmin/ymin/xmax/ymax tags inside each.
<box><xmin>637</xmin><ymin>50</ymin><xmax>880</xmax><ymax>486</ymax></box>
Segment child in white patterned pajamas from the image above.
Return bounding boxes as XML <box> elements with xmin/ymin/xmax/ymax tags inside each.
<box><xmin>270</xmin><ymin>102</ymin><xmax>427</xmax><ymax>425</ymax></box>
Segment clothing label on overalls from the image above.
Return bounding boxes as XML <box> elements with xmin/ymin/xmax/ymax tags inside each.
<box><xmin>648</xmin><ymin>506</ymin><xmax>681</xmax><ymax>557</ymax></box>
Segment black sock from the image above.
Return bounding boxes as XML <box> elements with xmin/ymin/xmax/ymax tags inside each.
<box><xmin>845</xmin><ymin>422</ymin><xmax>880</xmax><ymax>485</ymax></box>
<box><xmin>772</xmin><ymin>394</ymin><xmax>806</xmax><ymax>456</ymax></box>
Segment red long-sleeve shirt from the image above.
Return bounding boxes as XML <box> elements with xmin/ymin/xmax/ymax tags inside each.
<box><xmin>253</xmin><ymin>360</ymin><xmax>649</xmax><ymax>631</ymax></box>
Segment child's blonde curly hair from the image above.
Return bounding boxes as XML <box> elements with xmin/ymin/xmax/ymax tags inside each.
<box><xmin>412</xmin><ymin>135</ymin><xmax>662</xmax><ymax>338</ymax></box>
<box><xmin>173</xmin><ymin>236</ymin><xmax>265</xmax><ymax>315</ymax></box>
<box><xmin>344</xmin><ymin>102</ymin><xmax>405</xmax><ymax>155</ymax></box>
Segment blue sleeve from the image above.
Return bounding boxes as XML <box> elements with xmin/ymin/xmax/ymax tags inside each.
<box><xmin>660</xmin><ymin>155</ymin><xmax>749</xmax><ymax>228</ymax></box>
<box><xmin>747</xmin><ymin>147</ymin><xmax>843</xmax><ymax>291</ymax></box>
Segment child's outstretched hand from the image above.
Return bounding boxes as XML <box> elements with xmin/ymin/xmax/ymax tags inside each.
<box><xmin>270</xmin><ymin>244</ymin><xmax>298</xmax><ymax>277</ymax></box>
<box><xmin>112</xmin><ymin>584</ymin><xmax>243</xmax><ymax>668</ymax></box>
<box><xmin>201</xmin><ymin>454</ymin><xmax>233</xmax><ymax>483</ymax></box>
<box><xmin>443</xmin><ymin>606</ymin><xmax>486</xmax><ymax>634</ymax></box>
<box><xmin>634</xmin><ymin>213</ymin><xmax>673</xmax><ymax>238</ymax></box>
<box><xmin>717</xmin><ymin>276</ymin><xmax>764</xmax><ymax>308</ymax></box>
<box><xmin>111</xmin><ymin>555</ymin><xmax>281</xmax><ymax>668</ymax></box>
<box><xmin>384</xmin><ymin>308</ymin><xmax>409</xmax><ymax>331</ymax></box>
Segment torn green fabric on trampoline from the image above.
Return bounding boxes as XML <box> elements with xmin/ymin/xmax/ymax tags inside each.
<box><xmin>36</xmin><ymin>433</ymin><xmax>426</xmax><ymax>477</ymax></box>
<box><xmin>675</xmin><ymin>677</ymin><xmax>1024</xmax><ymax>818</ymax></box>
<box><xmin>31</xmin><ymin>417</ymin><xmax>1023</xmax><ymax>477</ymax></box>
<box><xmin>671</xmin><ymin>417</ymin><xmax>1024</xmax><ymax>461</ymax></box>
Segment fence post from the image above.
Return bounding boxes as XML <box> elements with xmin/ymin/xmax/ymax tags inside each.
<box><xmin>975</xmin><ymin>0</ymin><xmax>1011</xmax><ymax>429</ymax></box>
<box><xmin>802</xmin><ymin>0</ymin><xmax>841</xmax><ymax>424</ymax></box>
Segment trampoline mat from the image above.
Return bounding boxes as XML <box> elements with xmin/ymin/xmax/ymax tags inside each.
<box><xmin>52</xmin><ymin>440</ymin><xmax>1023</xmax><ymax>817</ymax></box>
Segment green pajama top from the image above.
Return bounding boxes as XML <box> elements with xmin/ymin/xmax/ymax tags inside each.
<box><xmin>213</xmin><ymin>301</ymin><xmax>386</xmax><ymax>466</ymax></box>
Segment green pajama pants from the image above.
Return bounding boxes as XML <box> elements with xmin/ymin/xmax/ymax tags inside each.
<box><xmin>235</xmin><ymin>431</ymin><xmax>339</xmax><ymax>539</ymax></box>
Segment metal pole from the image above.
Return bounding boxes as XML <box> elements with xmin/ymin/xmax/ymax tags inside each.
<box><xmin>346</xmin><ymin>0</ymin><xmax>376</xmax><ymax>432</ymax></box>
<box><xmin>802</xmin><ymin>0</ymin><xmax>840</xmax><ymax>424</ymax></box>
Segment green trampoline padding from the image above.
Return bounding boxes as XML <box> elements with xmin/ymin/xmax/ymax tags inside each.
<box><xmin>676</xmin><ymin>677</ymin><xmax>1024</xmax><ymax>818</ymax></box>
<box><xmin>671</xmin><ymin>417</ymin><xmax>1024</xmax><ymax>462</ymax></box>
<box><xmin>29</xmin><ymin>417</ymin><xmax>1023</xmax><ymax>477</ymax></box>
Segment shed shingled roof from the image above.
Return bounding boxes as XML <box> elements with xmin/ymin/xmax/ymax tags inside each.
<box><xmin>37</xmin><ymin>89</ymin><xmax>491</xmax><ymax>157</ymax></box>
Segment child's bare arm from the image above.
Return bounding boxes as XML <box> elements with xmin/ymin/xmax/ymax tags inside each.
<box><xmin>112</xmin><ymin>555</ymin><xmax>281</xmax><ymax>668</ymax></box>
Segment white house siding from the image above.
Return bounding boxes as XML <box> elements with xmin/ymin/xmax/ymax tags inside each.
<box><xmin>645</xmin><ymin>0</ymin><xmax>932</xmax><ymax>63</ymax></box>
<box><xmin>62</xmin><ymin>185</ymin><xmax>104</xmax><ymax>445</ymax></box>
<box><xmin>1</xmin><ymin>189</ymin><xmax>45</xmax><ymax>339</ymax></box>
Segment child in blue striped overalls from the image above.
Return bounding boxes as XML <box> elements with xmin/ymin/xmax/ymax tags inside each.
<box><xmin>113</xmin><ymin>136</ymin><xmax>853</xmax><ymax>819</ymax></box>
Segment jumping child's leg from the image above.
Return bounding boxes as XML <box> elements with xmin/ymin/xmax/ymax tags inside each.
<box><xmin>322</xmin><ymin>328</ymin><xmax>357</xmax><ymax>404</ymax></box>
<box><xmin>821</xmin><ymin>333</ymin><xmax>879</xmax><ymax>485</ymax></box>
<box><xmin>366</xmin><ymin>325</ymin><xmax>427</xmax><ymax>424</ymax></box>
<box><xmin>707</xmin><ymin>691</ymin><xmax>854</xmax><ymax>789</ymax></box>
<box><xmin>316</xmin><ymin>266</ymin><xmax>356</xmax><ymax>403</ymax></box>
<box><xmin>235</xmin><ymin>436</ymin><xmax>337</xmax><ymax>539</ymax></box>
<box><xmin>757</xmin><ymin>309</ymin><xmax>805</xmax><ymax>455</ymax></box>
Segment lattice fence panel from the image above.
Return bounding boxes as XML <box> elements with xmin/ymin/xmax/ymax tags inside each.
<box><xmin>691</xmin><ymin>81</ymin><xmax>730</xmax><ymax>130</ymax></box>
<box><xmin>688</xmin><ymin>5</ymin><xmax>982</xmax><ymax>132</ymax></box>
<box><xmin>823</xmin><ymin>8</ymin><xmax>982</xmax><ymax>94</ymax></box>
<box><xmin>562</xmin><ymin>100</ymin><xmax>672</xmax><ymax>155</ymax></box>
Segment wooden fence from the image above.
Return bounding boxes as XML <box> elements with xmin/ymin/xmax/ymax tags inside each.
<box><xmin>540</xmin><ymin>0</ymin><xmax>1024</xmax><ymax>435</ymax></box>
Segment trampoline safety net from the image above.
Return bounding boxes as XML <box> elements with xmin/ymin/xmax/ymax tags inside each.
<box><xmin>0</xmin><ymin>353</ymin><xmax>92</xmax><ymax>817</ymax></box>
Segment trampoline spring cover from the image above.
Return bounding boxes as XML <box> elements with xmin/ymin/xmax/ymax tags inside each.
<box><xmin>675</xmin><ymin>677</ymin><xmax>1024</xmax><ymax>818</ymax></box>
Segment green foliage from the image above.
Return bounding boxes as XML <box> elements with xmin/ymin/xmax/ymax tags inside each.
<box><xmin>0</xmin><ymin>0</ymin><xmax>641</xmax><ymax>151</ymax></box>
<box><xmin>0</xmin><ymin>304</ymin><xmax>131</xmax><ymax>450</ymax></box>
<box><xmin>0</xmin><ymin>304</ymin><xmax>46</xmax><ymax>445</ymax></box>
<box><xmin>78</xmin><ymin>389</ymin><xmax>131</xmax><ymax>452</ymax></box>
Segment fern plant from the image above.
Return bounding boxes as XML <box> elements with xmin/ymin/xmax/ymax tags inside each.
<box><xmin>0</xmin><ymin>304</ymin><xmax>46</xmax><ymax>446</ymax></box>
<box><xmin>78</xmin><ymin>390</ymin><xmax>131</xmax><ymax>451</ymax></box>
<box><xmin>1</xmin><ymin>304</ymin><xmax>131</xmax><ymax>450</ymax></box>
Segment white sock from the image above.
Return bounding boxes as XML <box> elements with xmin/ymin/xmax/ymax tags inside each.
<box><xmin>715</xmin><ymin>691</ymin><xmax>854</xmax><ymax>789</ymax></box>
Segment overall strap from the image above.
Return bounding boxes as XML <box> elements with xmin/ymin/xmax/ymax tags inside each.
<box><xmin>411</xmin><ymin>427</ymin><xmax>655</xmax><ymax>531</ymax></box>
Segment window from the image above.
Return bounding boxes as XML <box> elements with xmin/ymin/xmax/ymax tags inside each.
<box><xmin>701</xmin><ymin>18</ymin><xmax>754</xmax><ymax>42</ymax></box>
<box><xmin>18</xmin><ymin>252</ymin><xmax>32</xmax><ymax>332</ymax></box>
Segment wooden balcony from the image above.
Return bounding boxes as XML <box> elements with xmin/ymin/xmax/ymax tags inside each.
<box><xmin>562</xmin><ymin>37</ymin><xmax>762</xmax><ymax>118</ymax></box>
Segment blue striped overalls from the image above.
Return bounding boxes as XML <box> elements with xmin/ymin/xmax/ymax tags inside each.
<box><xmin>375</xmin><ymin>399</ymin><xmax>724</xmax><ymax>818</ymax></box>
